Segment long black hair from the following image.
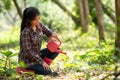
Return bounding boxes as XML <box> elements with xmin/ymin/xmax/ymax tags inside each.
<box><xmin>21</xmin><ymin>7</ymin><xmax>40</xmax><ymax>32</ymax></box>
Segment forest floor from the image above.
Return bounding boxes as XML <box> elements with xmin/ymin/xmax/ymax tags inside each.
<box><xmin>44</xmin><ymin>70</ymin><xmax>115</xmax><ymax>80</ymax></box>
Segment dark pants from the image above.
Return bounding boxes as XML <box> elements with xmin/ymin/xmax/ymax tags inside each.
<box><xmin>26</xmin><ymin>48</ymin><xmax>59</xmax><ymax>75</ymax></box>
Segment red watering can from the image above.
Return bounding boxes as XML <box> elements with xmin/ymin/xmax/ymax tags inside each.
<box><xmin>47</xmin><ymin>35</ymin><xmax>66</xmax><ymax>55</ymax></box>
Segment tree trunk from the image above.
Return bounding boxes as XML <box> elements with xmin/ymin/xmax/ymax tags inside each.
<box><xmin>78</xmin><ymin>0</ymin><xmax>85</xmax><ymax>32</ymax></box>
<box><xmin>51</xmin><ymin>0</ymin><xmax>80</xmax><ymax>26</ymax></box>
<box><xmin>78</xmin><ymin>0</ymin><xmax>89</xmax><ymax>33</ymax></box>
<box><xmin>23</xmin><ymin>0</ymin><xmax>27</xmax><ymax>9</ymax></box>
<box><xmin>83</xmin><ymin>0</ymin><xmax>89</xmax><ymax>32</ymax></box>
<box><xmin>115</xmin><ymin>0</ymin><xmax>120</xmax><ymax>56</ymax></box>
<box><xmin>95</xmin><ymin>0</ymin><xmax>105</xmax><ymax>42</ymax></box>
<box><xmin>13</xmin><ymin>0</ymin><xmax>22</xmax><ymax>19</ymax></box>
<box><xmin>102</xmin><ymin>3</ymin><xmax>116</xmax><ymax>23</ymax></box>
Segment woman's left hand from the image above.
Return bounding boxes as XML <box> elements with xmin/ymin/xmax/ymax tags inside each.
<box><xmin>42</xmin><ymin>61</ymin><xmax>50</xmax><ymax>70</ymax></box>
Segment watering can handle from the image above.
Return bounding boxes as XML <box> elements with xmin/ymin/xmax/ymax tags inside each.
<box><xmin>47</xmin><ymin>35</ymin><xmax>62</xmax><ymax>46</ymax></box>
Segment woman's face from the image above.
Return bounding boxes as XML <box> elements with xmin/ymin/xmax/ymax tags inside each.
<box><xmin>30</xmin><ymin>15</ymin><xmax>40</xmax><ymax>27</ymax></box>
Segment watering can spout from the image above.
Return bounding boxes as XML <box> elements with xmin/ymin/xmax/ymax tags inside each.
<box><xmin>56</xmin><ymin>49</ymin><xmax>67</xmax><ymax>55</ymax></box>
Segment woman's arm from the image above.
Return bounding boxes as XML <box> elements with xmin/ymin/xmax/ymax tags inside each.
<box><xmin>40</xmin><ymin>23</ymin><xmax>53</xmax><ymax>37</ymax></box>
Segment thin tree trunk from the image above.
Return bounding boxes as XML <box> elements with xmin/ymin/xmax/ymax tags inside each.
<box><xmin>78</xmin><ymin>0</ymin><xmax>89</xmax><ymax>33</ymax></box>
<box><xmin>115</xmin><ymin>0</ymin><xmax>120</xmax><ymax>56</ymax></box>
<box><xmin>83</xmin><ymin>0</ymin><xmax>89</xmax><ymax>32</ymax></box>
<box><xmin>13</xmin><ymin>0</ymin><xmax>22</xmax><ymax>19</ymax></box>
<box><xmin>78</xmin><ymin>0</ymin><xmax>85</xmax><ymax>32</ymax></box>
<box><xmin>51</xmin><ymin>0</ymin><xmax>80</xmax><ymax>25</ymax></box>
<box><xmin>4</xmin><ymin>58</ymin><xmax>7</xmax><ymax>71</ymax></box>
<box><xmin>23</xmin><ymin>0</ymin><xmax>27</xmax><ymax>9</ymax></box>
<box><xmin>102</xmin><ymin>3</ymin><xmax>116</xmax><ymax>22</ymax></box>
<box><xmin>9</xmin><ymin>59</ymin><xmax>11</xmax><ymax>69</ymax></box>
<box><xmin>114</xmin><ymin>0</ymin><xmax>120</xmax><ymax>76</ymax></box>
<box><xmin>95</xmin><ymin>0</ymin><xmax>105</xmax><ymax>42</ymax></box>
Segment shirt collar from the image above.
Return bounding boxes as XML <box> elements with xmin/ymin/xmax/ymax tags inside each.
<box><xmin>29</xmin><ymin>26</ymin><xmax>39</xmax><ymax>34</ymax></box>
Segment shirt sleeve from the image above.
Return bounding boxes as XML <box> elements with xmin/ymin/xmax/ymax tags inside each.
<box><xmin>21</xmin><ymin>31</ymin><xmax>43</xmax><ymax>64</ymax></box>
<box><xmin>40</xmin><ymin>23</ymin><xmax>52</xmax><ymax>37</ymax></box>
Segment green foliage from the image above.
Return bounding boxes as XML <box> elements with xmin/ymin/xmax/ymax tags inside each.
<box><xmin>85</xmin><ymin>73</ymin><xmax>90</xmax><ymax>80</ymax></box>
<box><xmin>0</xmin><ymin>27</ymin><xmax>19</xmax><ymax>49</ymax></box>
<box><xmin>40</xmin><ymin>0</ymin><xmax>49</xmax><ymax>3</ymax></box>
<box><xmin>89</xmin><ymin>0</ymin><xmax>97</xmax><ymax>25</ymax></box>
<box><xmin>0</xmin><ymin>49</ymin><xmax>18</xmax><ymax>79</ymax></box>
<box><xmin>0</xmin><ymin>49</ymin><xmax>18</xmax><ymax>69</ymax></box>
<box><xmin>80</xmin><ymin>42</ymin><xmax>115</xmax><ymax>65</ymax></box>
<box><xmin>0</xmin><ymin>0</ymin><xmax>11</xmax><ymax>12</ymax></box>
<box><xmin>19</xmin><ymin>61</ymin><xmax>26</xmax><ymax>68</ymax></box>
<box><xmin>0</xmin><ymin>49</ymin><xmax>17</xmax><ymax>58</ymax></box>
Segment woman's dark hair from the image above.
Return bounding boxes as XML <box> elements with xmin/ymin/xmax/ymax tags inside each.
<box><xmin>21</xmin><ymin>7</ymin><xmax>40</xmax><ymax>32</ymax></box>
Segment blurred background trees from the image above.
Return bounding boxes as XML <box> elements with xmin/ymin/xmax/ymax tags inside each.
<box><xmin>0</xmin><ymin>0</ymin><xmax>120</xmax><ymax>79</ymax></box>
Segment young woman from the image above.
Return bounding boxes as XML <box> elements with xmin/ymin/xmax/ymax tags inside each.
<box><xmin>18</xmin><ymin>7</ymin><xmax>59</xmax><ymax>75</ymax></box>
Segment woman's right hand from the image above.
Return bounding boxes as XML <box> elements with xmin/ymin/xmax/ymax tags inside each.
<box><xmin>41</xmin><ymin>62</ymin><xmax>50</xmax><ymax>70</ymax></box>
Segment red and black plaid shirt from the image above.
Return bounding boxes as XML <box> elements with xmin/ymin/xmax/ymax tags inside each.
<box><xmin>18</xmin><ymin>23</ymin><xmax>52</xmax><ymax>67</ymax></box>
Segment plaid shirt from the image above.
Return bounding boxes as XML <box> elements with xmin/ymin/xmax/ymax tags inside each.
<box><xmin>18</xmin><ymin>23</ymin><xmax>52</xmax><ymax>67</ymax></box>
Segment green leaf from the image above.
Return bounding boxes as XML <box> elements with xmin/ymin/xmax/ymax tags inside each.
<box><xmin>85</xmin><ymin>73</ymin><xmax>90</xmax><ymax>80</ymax></box>
<box><xmin>9</xmin><ymin>53</ymin><xmax>18</xmax><ymax>58</ymax></box>
<box><xmin>0</xmin><ymin>49</ymin><xmax>17</xmax><ymax>58</ymax></box>
<box><xmin>1</xmin><ymin>0</ymin><xmax>11</xmax><ymax>10</ymax></box>
<box><xmin>4</xmin><ymin>50</ymin><xmax>13</xmax><ymax>57</ymax></box>
<box><xmin>19</xmin><ymin>61</ymin><xmax>26</xmax><ymax>68</ymax></box>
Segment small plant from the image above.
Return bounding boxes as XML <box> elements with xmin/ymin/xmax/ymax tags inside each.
<box><xmin>0</xmin><ymin>49</ymin><xmax>18</xmax><ymax>77</ymax></box>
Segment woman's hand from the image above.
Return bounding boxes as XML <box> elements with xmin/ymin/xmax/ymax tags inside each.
<box><xmin>35</xmin><ymin>54</ymin><xmax>40</xmax><ymax>59</ymax></box>
<box><xmin>41</xmin><ymin>61</ymin><xmax>50</xmax><ymax>70</ymax></box>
